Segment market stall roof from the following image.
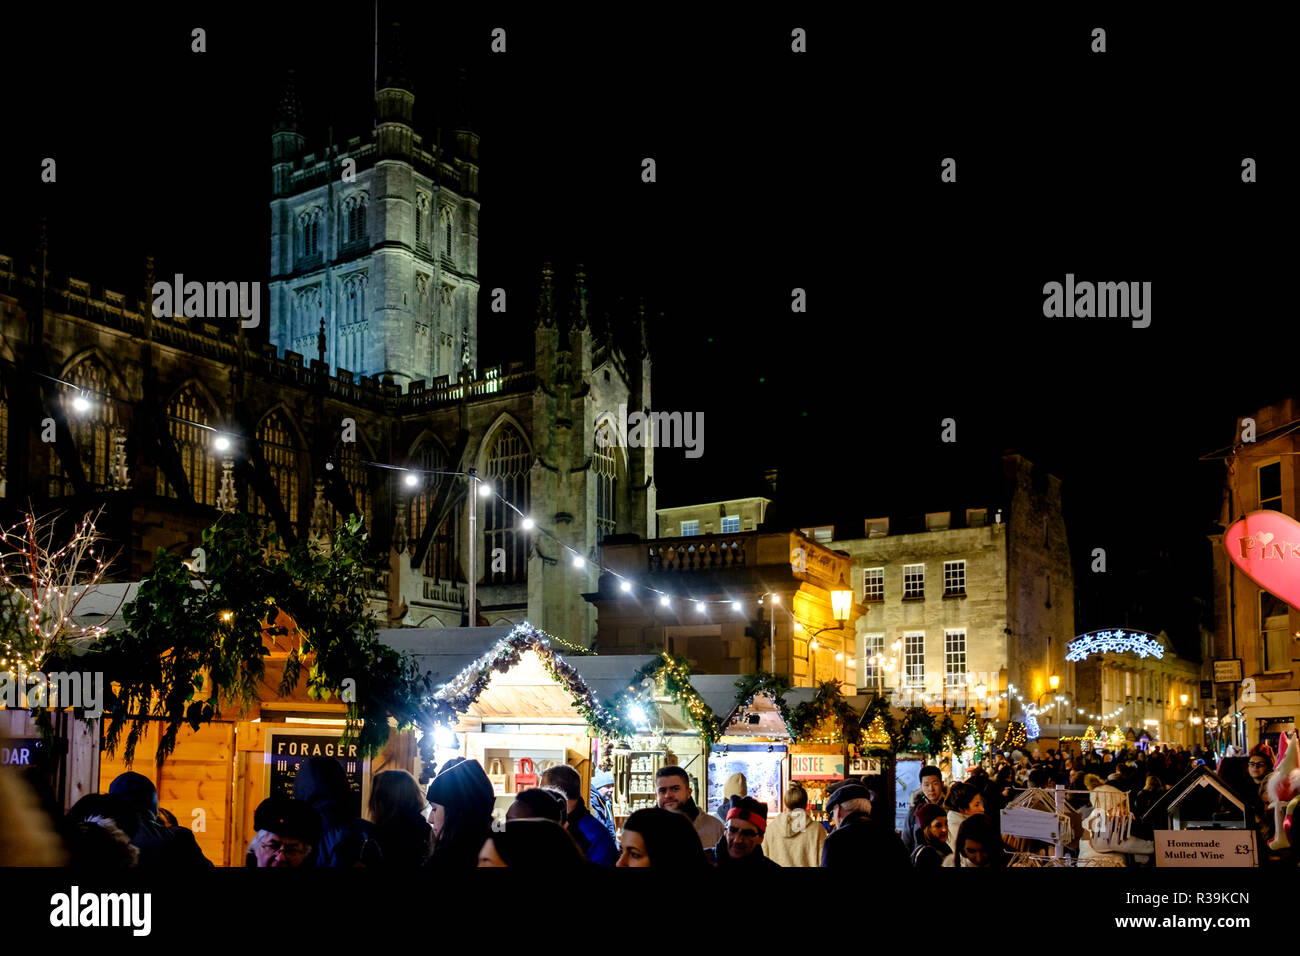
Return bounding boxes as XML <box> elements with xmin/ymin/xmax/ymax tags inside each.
<box><xmin>1139</xmin><ymin>763</ymin><xmax>1249</xmax><ymax>829</ymax></box>
<box><xmin>376</xmin><ymin>625</ymin><xmax>516</xmax><ymax>688</ymax></box>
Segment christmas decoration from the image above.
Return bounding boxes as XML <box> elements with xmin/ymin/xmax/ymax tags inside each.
<box><xmin>606</xmin><ymin>653</ymin><xmax>721</xmax><ymax>743</ymax></box>
<box><xmin>863</xmin><ymin>714</ymin><xmax>892</xmax><ymax>749</ymax></box>
<box><xmin>961</xmin><ymin>709</ymin><xmax>983</xmax><ymax>763</ymax></box>
<box><xmin>1065</xmin><ymin>628</ymin><xmax>1164</xmax><ymax>662</ymax></box>
<box><xmin>1024</xmin><ymin>708</ymin><xmax>1041</xmax><ymax>740</ymax></box>
<box><xmin>900</xmin><ymin>706</ymin><xmax>938</xmax><ymax>754</ymax></box>
<box><xmin>1001</xmin><ymin>721</ymin><xmax>1028</xmax><ymax>750</ymax></box>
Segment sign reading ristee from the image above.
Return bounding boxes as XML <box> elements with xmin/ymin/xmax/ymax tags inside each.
<box><xmin>1212</xmin><ymin>659</ymin><xmax>1244</xmax><ymax>684</ymax></box>
<box><xmin>265</xmin><ymin>729</ymin><xmax>366</xmax><ymax>820</ymax></box>
<box><xmin>1154</xmin><ymin>830</ymin><xmax>1256</xmax><ymax>867</ymax></box>
<box><xmin>790</xmin><ymin>753</ymin><xmax>845</xmax><ymax>780</ymax></box>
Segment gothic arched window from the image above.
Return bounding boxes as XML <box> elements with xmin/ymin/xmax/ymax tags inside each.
<box><xmin>405</xmin><ymin>439</ymin><xmax>461</xmax><ymax>581</ymax></box>
<box><xmin>484</xmin><ymin>423</ymin><xmax>531</xmax><ymax>584</ymax></box>
<box><xmin>346</xmin><ymin>196</ymin><xmax>367</xmax><ymax>244</ymax></box>
<box><xmin>252</xmin><ymin>410</ymin><xmax>302</xmax><ymax>527</ymax></box>
<box><xmin>157</xmin><ymin>385</ymin><xmax>217</xmax><ymax>506</ymax></box>
<box><xmin>415</xmin><ymin>194</ymin><xmax>429</xmax><ymax>248</ymax></box>
<box><xmin>332</xmin><ymin>437</ymin><xmax>373</xmax><ymax>530</ymax></box>
<box><xmin>594</xmin><ymin>421</ymin><xmax>617</xmax><ymax>543</ymax></box>
<box><xmin>49</xmin><ymin>357</ymin><xmax>118</xmax><ymax>497</ymax></box>
<box><xmin>442</xmin><ymin>208</ymin><xmax>453</xmax><ymax>261</ymax></box>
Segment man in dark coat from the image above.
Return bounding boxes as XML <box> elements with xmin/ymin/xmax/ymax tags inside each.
<box><xmin>708</xmin><ymin>795</ymin><xmax>781</xmax><ymax>869</ymax></box>
<box><xmin>292</xmin><ymin>757</ymin><xmax>375</xmax><ymax>867</ymax></box>
<box><xmin>820</xmin><ymin>783</ymin><xmax>908</xmax><ymax>869</ymax></box>
<box><xmin>107</xmin><ymin>772</ymin><xmax>213</xmax><ymax>869</ymax></box>
<box><xmin>540</xmin><ymin>764</ymin><xmax>619</xmax><ymax>866</ymax></box>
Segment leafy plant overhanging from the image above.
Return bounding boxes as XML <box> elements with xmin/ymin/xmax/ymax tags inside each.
<box><xmin>75</xmin><ymin>513</ymin><xmax>434</xmax><ymax>767</ymax></box>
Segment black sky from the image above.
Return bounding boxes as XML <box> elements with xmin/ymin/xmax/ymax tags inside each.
<box><xmin>0</xmin><ymin>7</ymin><xmax>1289</xmax><ymax>660</ymax></box>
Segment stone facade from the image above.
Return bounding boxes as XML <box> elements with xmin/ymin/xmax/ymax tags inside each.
<box><xmin>829</xmin><ymin>455</ymin><xmax>1077</xmax><ymax>728</ymax></box>
<box><xmin>0</xmin><ymin>71</ymin><xmax>654</xmax><ymax>647</ymax></box>
<box><xmin>655</xmin><ymin>496</ymin><xmax>770</xmax><ymax>538</ymax></box>
<box><xmin>1207</xmin><ymin>397</ymin><xmax>1300</xmax><ymax>751</ymax></box>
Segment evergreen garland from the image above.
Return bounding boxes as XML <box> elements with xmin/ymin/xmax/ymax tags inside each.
<box><xmin>900</xmin><ymin>706</ymin><xmax>938</xmax><ymax>754</ymax></box>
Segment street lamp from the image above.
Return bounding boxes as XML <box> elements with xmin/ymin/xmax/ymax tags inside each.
<box><xmin>801</xmin><ymin>588</ymin><xmax>854</xmax><ymax>689</ymax></box>
<box><xmin>1049</xmin><ymin>674</ymin><xmax>1060</xmax><ymax>691</ymax></box>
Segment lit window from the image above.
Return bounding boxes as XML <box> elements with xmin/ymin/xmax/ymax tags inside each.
<box><xmin>944</xmin><ymin>629</ymin><xmax>967</xmax><ymax>691</ymax></box>
<box><xmin>860</xmin><ymin>633</ymin><xmax>885</xmax><ymax>682</ymax></box>
<box><xmin>904</xmin><ymin>631</ymin><xmax>925</xmax><ymax>688</ymax></box>
<box><xmin>903</xmin><ymin>563</ymin><xmax>925</xmax><ymax>599</ymax></box>
<box><xmin>863</xmin><ymin>567</ymin><xmax>884</xmax><ymax>602</ymax></box>
<box><xmin>943</xmin><ymin>560</ymin><xmax>966</xmax><ymax>596</ymax></box>
<box><xmin>680</xmin><ymin>519</ymin><xmax>699</xmax><ymax>537</ymax></box>
<box><xmin>1261</xmin><ymin>590</ymin><xmax>1291</xmax><ymax>672</ymax></box>
<box><xmin>594</xmin><ymin>424</ymin><xmax>617</xmax><ymax>543</ymax></box>
<box><xmin>157</xmin><ymin>385</ymin><xmax>217</xmax><ymax>506</ymax></box>
<box><xmin>252</xmin><ymin>410</ymin><xmax>301</xmax><ymax>528</ymax></box>
<box><xmin>485</xmin><ymin>424</ymin><xmax>531</xmax><ymax>584</ymax></box>
<box><xmin>720</xmin><ymin>515</ymin><xmax>739</xmax><ymax>534</ymax></box>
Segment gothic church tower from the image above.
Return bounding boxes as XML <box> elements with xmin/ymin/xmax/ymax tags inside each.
<box><xmin>268</xmin><ymin>25</ymin><xmax>480</xmax><ymax>387</ymax></box>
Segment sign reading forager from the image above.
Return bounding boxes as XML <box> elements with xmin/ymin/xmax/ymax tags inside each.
<box><xmin>1223</xmin><ymin>510</ymin><xmax>1300</xmax><ymax>611</ymax></box>
<box><xmin>265</xmin><ymin>729</ymin><xmax>367</xmax><ymax>820</ymax></box>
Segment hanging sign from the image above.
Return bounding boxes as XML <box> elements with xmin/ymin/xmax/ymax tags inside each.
<box><xmin>790</xmin><ymin>753</ymin><xmax>845</xmax><ymax>779</ymax></box>
<box><xmin>1212</xmin><ymin>659</ymin><xmax>1243</xmax><ymax>684</ymax></box>
<box><xmin>848</xmin><ymin>755</ymin><xmax>881</xmax><ymax>776</ymax></box>
<box><xmin>1224</xmin><ymin>511</ymin><xmax>1300</xmax><ymax>611</ymax></box>
<box><xmin>1065</xmin><ymin>629</ymin><xmax>1164</xmax><ymax>662</ymax></box>
<box><xmin>0</xmin><ymin>737</ymin><xmax>41</xmax><ymax>767</ymax></box>
<box><xmin>1000</xmin><ymin>806</ymin><xmax>1060</xmax><ymax>842</ymax></box>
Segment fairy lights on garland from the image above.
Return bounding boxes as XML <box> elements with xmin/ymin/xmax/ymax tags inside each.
<box><xmin>606</xmin><ymin>653</ymin><xmax>722</xmax><ymax>744</ymax></box>
<box><xmin>1001</xmin><ymin>720</ymin><xmax>1028</xmax><ymax>750</ymax></box>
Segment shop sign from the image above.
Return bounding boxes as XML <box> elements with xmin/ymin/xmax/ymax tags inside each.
<box><xmin>1224</xmin><ymin>511</ymin><xmax>1300</xmax><ymax>611</ymax></box>
<box><xmin>790</xmin><ymin>753</ymin><xmax>844</xmax><ymax>779</ymax></box>
<box><xmin>265</xmin><ymin>729</ymin><xmax>367</xmax><ymax>820</ymax></box>
<box><xmin>1212</xmin><ymin>659</ymin><xmax>1243</xmax><ymax>683</ymax></box>
<box><xmin>1154</xmin><ymin>830</ymin><xmax>1256</xmax><ymax>867</ymax></box>
<box><xmin>848</xmin><ymin>755</ymin><xmax>881</xmax><ymax>776</ymax></box>
<box><xmin>0</xmin><ymin>737</ymin><xmax>40</xmax><ymax>767</ymax></box>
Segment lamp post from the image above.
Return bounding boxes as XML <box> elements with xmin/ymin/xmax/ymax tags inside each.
<box><xmin>802</xmin><ymin>588</ymin><xmax>854</xmax><ymax>688</ymax></box>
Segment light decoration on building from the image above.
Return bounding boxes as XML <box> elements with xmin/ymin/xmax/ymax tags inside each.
<box><xmin>1023</xmin><ymin>704</ymin><xmax>1041</xmax><ymax>740</ymax></box>
<box><xmin>1065</xmin><ymin>629</ymin><xmax>1164</xmax><ymax>662</ymax></box>
<box><xmin>864</xmin><ymin>715</ymin><xmax>892</xmax><ymax>747</ymax></box>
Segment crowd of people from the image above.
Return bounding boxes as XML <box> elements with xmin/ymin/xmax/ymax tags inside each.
<box><xmin>0</xmin><ymin>739</ymin><xmax>1293</xmax><ymax>869</ymax></box>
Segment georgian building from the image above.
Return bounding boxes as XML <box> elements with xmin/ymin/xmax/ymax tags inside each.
<box><xmin>0</xmin><ymin>60</ymin><xmax>654</xmax><ymax>646</ymax></box>
<box><xmin>1207</xmin><ymin>398</ymin><xmax>1300</xmax><ymax>752</ymax></box>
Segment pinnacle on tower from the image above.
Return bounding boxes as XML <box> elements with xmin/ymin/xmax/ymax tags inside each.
<box><xmin>274</xmin><ymin>69</ymin><xmax>302</xmax><ymax>133</ymax></box>
<box><xmin>535</xmin><ymin>262</ymin><xmax>556</xmax><ymax>329</ymax></box>
<box><xmin>567</xmin><ymin>263</ymin><xmax>589</xmax><ymax>332</ymax></box>
<box><xmin>378</xmin><ymin>21</ymin><xmax>411</xmax><ymax>92</ymax></box>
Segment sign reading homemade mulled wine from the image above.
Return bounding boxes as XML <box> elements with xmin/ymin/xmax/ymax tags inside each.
<box><xmin>1223</xmin><ymin>510</ymin><xmax>1300</xmax><ymax>611</ymax></box>
<box><xmin>1154</xmin><ymin>830</ymin><xmax>1256</xmax><ymax>867</ymax></box>
<box><xmin>265</xmin><ymin>729</ymin><xmax>368</xmax><ymax>820</ymax></box>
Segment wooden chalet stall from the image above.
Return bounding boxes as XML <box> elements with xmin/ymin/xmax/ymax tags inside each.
<box><xmin>378</xmin><ymin>624</ymin><xmax>654</xmax><ymax>820</ymax></box>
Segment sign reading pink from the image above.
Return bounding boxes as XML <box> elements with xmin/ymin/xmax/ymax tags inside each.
<box><xmin>1224</xmin><ymin>510</ymin><xmax>1300</xmax><ymax>611</ymax></box>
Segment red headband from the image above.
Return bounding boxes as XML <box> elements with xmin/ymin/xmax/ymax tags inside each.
<box><xmin>726</xmin><ymin>807</ymin><xmax>766</xmax><ymax>833</ymax></box>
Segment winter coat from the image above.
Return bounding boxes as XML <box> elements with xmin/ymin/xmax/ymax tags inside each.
<box><xmin>762</xmin><ymin>809</ymin><xmax>826</xmax><ymax>867</ymax></box>
<box><xmin>708</xmin><ymin>832</ymin><xmax>782</xmax><ymax>870</ymax></box>
<box><xmin>946</xmin><ymin>810</ymin><xmax>966</xmax><ymax>854</ymax></box>
<box><xmin>678</xmin><ymin>799</ymin><xmax>723</xmax><ymax>848</ymax></box>
<box><xmin>820</xmin><ymin>811</ymin><xmax>909</xmax><ymax>869</ymax></box>
<box><xmin>568</xmin><ymin>802</ymin><xmax>619</xmax><ymax>866</ymax></box>
<box><xmin>903</xmin><ymin>790</ymin><xmax>944</xmax><ymax>855</ymax></box>
<box><xmin>293</xmin><ymin>760</ymin><xmax>375</xmax><ymax>868</ymax></box>
<box><xmin>911</xmin><ymin>837</ymin><xmax>952</xmax><ymax>869</ymax></box>
<box><xmin>106</xmin><ymin>774</ymin><xmax>212</xmax><ymax>870</ymax></box>
<box><xmin>372</xmin><ymin>811</ymin><xmax>433</xmax><ymax>868</ymax></box>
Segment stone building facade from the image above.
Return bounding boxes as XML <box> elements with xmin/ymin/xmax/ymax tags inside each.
<box><xmin>0</xmin><ymin>69</ymin><xmax>653</xmax><ymax>646</ymax></box>
<box><xmin>830</xmin><ymin>455</ymin><xmax>1077</xmax><ymax>729</ymax></box>
<box><xmin>1207</xmin><ymin>398</ymin><xmax>1300</xmax><ymax>752</ymax></box>
<box><xmin>655</xmin><ymin>496</ymin><xmax>771</xmax><ymax>538</ymax></box>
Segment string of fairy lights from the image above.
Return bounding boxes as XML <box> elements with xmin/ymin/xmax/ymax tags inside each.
<box><xmin>1003</xmin><ymin>682</ymin><xmax>1125</xmax><ymax>725</ymax></box>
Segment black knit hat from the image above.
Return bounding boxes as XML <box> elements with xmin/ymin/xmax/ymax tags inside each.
<box><xmin>253</xmin><ymin>796</ymin><xmax>320</xmax><ymax>846</ymax></box>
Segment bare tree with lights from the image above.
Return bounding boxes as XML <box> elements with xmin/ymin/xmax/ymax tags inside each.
<box><xmin>0</xmin><ymin>506</ymin><xmax>121</xmax><ymax>674</ymax></box>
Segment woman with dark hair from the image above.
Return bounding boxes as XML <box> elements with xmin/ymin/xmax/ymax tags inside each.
<box><xmin>617</xmin><ymin>807</ymin><xmax>711</xmax><ymax>868</ymax></box>
<box><xmin>945</xmin><ymin>814</ymin><xmax>1004</xmax><ymax>868</ymax></box>
<box><xmin>368</xmin><ymin>769</ymin><xmax>432</xmax><ymax>868</ymax></box>
<box><xmin>477</xmin><ymin>818</ymin><xmax>587</xmax><ymax>867</ymax></box>
<box><xmin>424</xmin><ymin>757</ymin><xmax>496</xmax><ymax>869</ymax></box>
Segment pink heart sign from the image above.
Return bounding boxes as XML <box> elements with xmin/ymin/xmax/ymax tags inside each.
<box><xmin>1224</xmin><ymin>510</ymin><xmax>1300</xmax><ymax>610</ymax></box>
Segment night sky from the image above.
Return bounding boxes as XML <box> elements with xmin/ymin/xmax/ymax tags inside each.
<box><xmin>1</xmin><ymin>7</ymin><xmax>1288</xmax><ymax>660</ymax></box>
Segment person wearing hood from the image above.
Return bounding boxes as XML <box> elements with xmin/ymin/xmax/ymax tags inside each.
<box><xmin>107</xmin><ymin>772</ymin><xmax>212</xmax><ymax>869</ymax></box>
<box><xmin>820</xmin><ymin>783</ymin><xmax>908</xmax><ymax>869</ymax></box>
<box><xmin>292</xmin><ymin>757</ymin><xmax>375</xmax><ymax>867</ymax></box>
<box><xmin>714</xmin><ymin>772</ymin><xmax>748</xmax><ymax>825</ymax></box>
<box><xmin>655</xmin><ymin>766</ymin><xmax>722</xmax><ymax>848</ymax></box>
<box><xmin>425</xmin><ymin>757</ymin><xmax>497</xmax><ymax>869</ymax></box>
<box><xmin>589</xmin><ymin>770</ymin><xmax>617</xmax><ymax>842</ymax></box>
<box><xmin>368</xmin><ymin>770</ymin><xmax>433</xmax><ymax>868</ymax></box>
<box><xmin>708</xmin><ymin>795</ymin><xmax>781</xmax><ymax>869</ymax></box>
<box><xmin>762</xmin><ymin>784</ymin><xmax>826</xmax><ymax>867</ymax></box>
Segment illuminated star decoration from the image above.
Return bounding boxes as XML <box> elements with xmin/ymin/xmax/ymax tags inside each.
<box><xmin>1064</xmin><ymin>628</ymin><xmax>1164</xmax><ymax>662</ymax></box>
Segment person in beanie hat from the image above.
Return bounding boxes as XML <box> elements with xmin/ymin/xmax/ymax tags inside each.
<box><xmin>708</xmin><ymin>795</ymin><xmax>781</xmax><ymax>868</ymax></box>
<box><xmin>250</xmin><ymin>796</ymin><xmax>320</xmax><ymax>867</ymax></box>
<box><xmin>424</xmin><ymin>757</ymin><xmax>496</xmax><ymax>869</ymax></box>
<box><xmin>911</xmin><ymin>802</ymin><xmax>952</xmax><ymax>869</ymax></box>
<box><xmin>715</xmin><ymin>772</ymin><xmax>748</xmax><ymax>825</ymax></box>
<box><xmin>820</xmin><ymin>783</ymin><xmax>908</xmax><ymax>869</ymax></box>
<box><xmin>108</xmin><ymin>771</ymin><xmax>213</xmax><ymax>869</ymax></box>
